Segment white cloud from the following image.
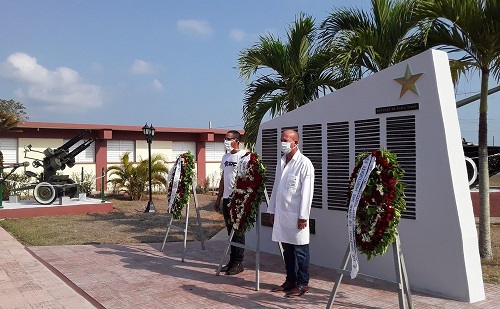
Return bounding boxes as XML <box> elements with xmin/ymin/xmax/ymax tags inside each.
<box><xmin>177</xmin><ymin>19</ymin><xmax>213</xmax><ymax>37</ymax></box>
<box><xmin>229</xmin><ymin>28</ymin><xmax>270</xmax><ymax>43</ymax></box>
<box><xmin>0</xmin><ymin>52</ymin><xmax>102</xmax><ymax>112</ymax></box>
<box><xmin>229</xmin><ymin>28</ymin><xmax>246</xmax><ymax>42</ymax></box>
<box><xmin>130</xmin><ymin>59</ymin><xmax>157</xmax><ymax>75</ymax></box>
<box><xmin>152</xmin><ymin>79</ymin><xmax>164</xmax><ymax>91</ymax></box>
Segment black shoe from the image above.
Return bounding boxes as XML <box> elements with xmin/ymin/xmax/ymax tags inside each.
<box><xmin>225</xmin><ymin>262</ymin><xmax>244</xmax><ymax>275</ymax></box>
<box><xmin>220</xmin><ymin>262</ymin><xmax>233</xmax><ymax>272</ymax></box>
<box><xmin>271</xmin><ymin>281</ymin><xmax>296</xmax><ymax>293</ymax></box>
<box><xmin>286</xmin><ymin>285</ymin><xmax>310</xmax><ymax>297</ymax></box>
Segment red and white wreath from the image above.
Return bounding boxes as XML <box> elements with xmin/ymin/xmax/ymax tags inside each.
<box><xmin>346</xmin><ymin>149</ymin><xmax>406</xmax><ymax>260</ymax></box>
<box><xmin>227</xmin><ymin>152</ymin><xmax>266</xmax><ymax>235</ymax></box>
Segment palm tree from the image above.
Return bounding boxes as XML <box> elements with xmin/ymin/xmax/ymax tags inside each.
<box><xmin>416</xmin><ymin>0</ymin><xmax>500</xmax><ymax>259</ymax></box>
<box><xmin>135</xmin><ymin>154</ymin><xmax>169</xmax><ymax>193</ymax></box>
<box><xmin>107</xmin><ymin>152</ymin><xmax>168</xmax><ymax>200</ymax></box>
<box><xmin>319</xmin><ymin>0</ymin><xmax>427</xmax><ymax>79</ymax></box>
<box><xmin>237</xmin><ymin>14</ymin><xmax>347</xmax><ymax>147</ymax></box>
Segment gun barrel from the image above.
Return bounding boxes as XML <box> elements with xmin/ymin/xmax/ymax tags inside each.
<box><xmin>57</xmin><ymin>129</ymin><xmax>91</xmax><ymax>153</ymax></box>
<box><xmin>64</xmin><ymin>137</ymin><xmax>97</xmax><ymax>161</ymax></box>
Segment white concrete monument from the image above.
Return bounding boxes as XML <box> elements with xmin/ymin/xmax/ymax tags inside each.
<box><xmin>247</xmin><ymin>49</ymin><xmax>485</xmax><ymax>302</ymax></box>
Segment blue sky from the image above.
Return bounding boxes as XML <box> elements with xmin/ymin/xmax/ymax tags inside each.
<box><xmin>0</xmin><ymin>0</ymin><xmax>498</xmax><ymax>144</ymax></box>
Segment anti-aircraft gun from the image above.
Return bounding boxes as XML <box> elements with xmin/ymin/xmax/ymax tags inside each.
<box><xmin>463</xmin><ymin>138</ymin><xmax>500</xmax><ymax>188</ymax></box>
<box><xmin>20</xmin><ymin>130</ymin><xmax>97</xmax><ymax>204</ymax></box>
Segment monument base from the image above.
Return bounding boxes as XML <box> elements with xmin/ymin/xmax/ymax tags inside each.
<box><xmin>0</xmin><ymin>197</ymin><xmax>113</xmax><ymax>219</ymax></box>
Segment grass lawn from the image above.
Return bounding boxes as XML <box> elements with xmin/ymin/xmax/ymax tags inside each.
<box><xmin>482</xmin><ymin>224</ymin><xmax>500</xmax><ymax>284</ymax></box>
<box><xmin>0</xmin><ymin>193</ymin><xmax>498</xmax><ymax>284</ymax></box>
<box><xmin>0</xmin><ymin>193</ymin><xmax>224</xmax><ymax>245</ymax></box>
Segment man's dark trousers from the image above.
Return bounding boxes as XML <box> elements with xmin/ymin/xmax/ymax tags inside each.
<box><xmin>282</xmin><ymin>242</ymin><xmax>310</xmax><ymax>286</ymax></box>
<box><xmin>222</xmin><ymin>198</ymin><xmax>245</xmax><ymax>263</ymax></box>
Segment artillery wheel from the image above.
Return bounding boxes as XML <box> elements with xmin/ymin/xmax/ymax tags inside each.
<box><xmin>465</xmin><ymin>156</ymin><xmax>478</xmax><ymax>186</ymax></box>
<box><xmin>34</xmin><ymin>182</ymin><xmax>57</xmax><ymax>205</ymax></box>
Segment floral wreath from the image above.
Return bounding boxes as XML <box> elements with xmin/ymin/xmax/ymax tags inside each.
<box><xmin>167</xmin><ymin>152</ymin><xmax>195</xmax><ymax>220</ymax></box>
<box><xmin>346</xmin><ymin>149</ymin><xmax>406</xmax><ymax>260</ymax></box>
<box><xmin>228</xmin><ymin>152</ymin><xmax>267</xmax><ymax>236</ymax></box>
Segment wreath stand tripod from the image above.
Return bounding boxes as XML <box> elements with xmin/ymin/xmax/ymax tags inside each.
<box><xmin>160</xmin><ymin>182</ymin><xmax>205</xmax><ymax>262</ymax></box>
<box><xmin>327</xmin><ymin>233</ymin><xmax>413</xmax><ymax>309</ymax></box>
<box><xmin>215</xmin><ymin>188</ymin><xmax>286</xmax><ymax>291</ymax></box>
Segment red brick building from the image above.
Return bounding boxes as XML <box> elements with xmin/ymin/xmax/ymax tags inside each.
<box><xmin>0</xmin><ymin>121</ymin><xmax>240</xmax><ymax>191</ymax></box>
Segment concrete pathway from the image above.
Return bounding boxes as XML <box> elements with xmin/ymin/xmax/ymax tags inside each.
<box><xmin>1</xmin><ymin>225</ymin><xmax>499</xmax><ymax>308</ymax></box>
<box><xmin>0</xmin><ymin>226</ymin><xmax>95</xmax><ymax>308</ymax></box>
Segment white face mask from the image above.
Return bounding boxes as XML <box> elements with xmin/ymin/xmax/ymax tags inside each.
<box><xmin>224</xmin><ymin>140</ymin><xmax>234</xmax><ymax>152</ymax></box>
<box><xmin>281</xmin><ymin>141</ymin><xmax>295</xmax><ymax>155</ymax></box>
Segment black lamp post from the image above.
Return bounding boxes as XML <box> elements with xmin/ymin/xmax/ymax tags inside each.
<box><xmin>142</xmin><ymin>123</ymin><xmax>156</xmax><ymax>213</ymax></box>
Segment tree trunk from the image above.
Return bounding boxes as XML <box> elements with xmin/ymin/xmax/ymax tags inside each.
<box><xmin>478</xmin><ymin>70</ymin><xmax>492</xmax><ymax>259</ymax></box>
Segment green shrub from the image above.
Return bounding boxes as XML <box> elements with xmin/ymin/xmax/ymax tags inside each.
<box><xmin>71</xmin><ymin>171</ymin><xmax>96</xmax><ymax>195</ymax></box>
<box><xmin>1</xmin><ymin>172</ymin><xmax>33</xmax><ymax>200</ymax></box>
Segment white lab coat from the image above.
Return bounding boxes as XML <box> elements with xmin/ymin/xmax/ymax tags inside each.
<box><xmin>268</xmin><ymin>150</ymin><xmax>315</xmax><ymax>245</ymax></box>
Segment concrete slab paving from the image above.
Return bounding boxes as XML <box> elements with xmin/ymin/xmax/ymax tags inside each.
<box><xmin>1</xmin><ymin>225</ymin><xmax>499</xmax><ymax>308</ymax></box>
<box><xmin>0</xmin><ymin>226</ymin><xmax>95</xmax><ymax>308</ymax></box>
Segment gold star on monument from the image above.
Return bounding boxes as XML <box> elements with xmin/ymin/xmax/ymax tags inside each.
<box><xmin>394</xmin><ymin>64</ymin><xmax>423</xmax><ymax>98</ymax></box>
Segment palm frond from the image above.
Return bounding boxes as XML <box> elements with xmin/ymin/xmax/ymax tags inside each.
<box><xmin>238</xmin><ymin>36</ymin><xmax>287</xmax><ymax>81</ymax></box>
<box><xmin>243</xmin><ymin>97</ymin><xmax>285</xmax><ymax>148</ymax></box>
<box><xmin>320</xmin><ymin>0</ymin><xmax>422</xmax><ymax>77</ymax></box>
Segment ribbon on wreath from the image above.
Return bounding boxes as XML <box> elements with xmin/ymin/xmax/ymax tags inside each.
<box><xmin>237</xmin><ymin>152</ymin><xmax>251</xmax><ymax>175</ymax></box>
<box><xmin>347</xmin><ymin>154</ymin><xmax>376</xmax><ymax>279</ymax></box>
<box><xmin>168</xmin><ymin>156</ymin><xmax>183</xmax><ymax>211</ymax></box>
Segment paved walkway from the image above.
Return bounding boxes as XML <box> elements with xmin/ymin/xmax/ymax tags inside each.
<box><xmin>0</xmin><ymin>226</ymin><xmax>94</xmax><ymax>308</ymax></box>
<box><xmin>1</xmin><ymin>226</ymin><xmax>499</xmax><ymax>309</ymax></box>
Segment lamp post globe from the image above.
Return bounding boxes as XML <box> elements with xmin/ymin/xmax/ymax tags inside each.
<box><xmin>142</xmin><ymin>123</ymin><xmax>156</xmax><ymax>213</ymax></box>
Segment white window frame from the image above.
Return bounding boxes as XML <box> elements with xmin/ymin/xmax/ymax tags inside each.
<box><xmin>172</xmin><ymin>141</ymin><xmax>196</xmax><ymax>161</ymax></box>
<box><xmin>63</xmin><ymin>139</ymin><xmax>95</xmax><ymax>163</ymax></box>
<box><xmin>107</xmin><ymin>140</ymin><xmax>135</xmax><ymax>162</ymax></box>
<box><xmin>205</xmin><ymin>142</ymin><xmax>225</xmax><ymax>162</ymax></box>
<box><xmin>0</xmin><ymin>138</ymin><xmax>17</xmax><ymax>163</ymax></box>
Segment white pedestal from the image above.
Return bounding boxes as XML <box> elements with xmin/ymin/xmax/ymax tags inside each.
<box><xmin>59</xmin><ymin>196</ymin><xmax>70</xmax><ymax>205</ymax></box>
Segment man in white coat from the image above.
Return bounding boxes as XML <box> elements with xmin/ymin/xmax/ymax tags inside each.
<box><xmin>268</xmin><ymin>129</ymin><xmax>315</xmax><ymax>297</ymax></box>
